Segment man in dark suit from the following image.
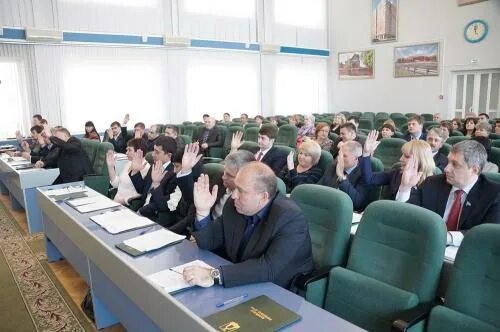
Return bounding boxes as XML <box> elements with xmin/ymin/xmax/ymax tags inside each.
<box><xmin>129</xmin><ymin>136</ymin><xmax>178</xmax><ymax>221</ymax></box>
<box><xmin>164</xmin><ymin>125</ymin><xmax>185</xmax><ymax>152</ymax></box>
<box><xmin>197</xmin><ymin>117</ymin><xmax>223</xmax><ymax>156</ymax></box>
<box><xmin>106</xmin><ymin>113</ymin><xmax>130</xmax><ymax>153</ymax></box>
<box><xmin>318</xmin><ymin>141</ymin><xmax>368</xmax><ymax>210</ymax></box>
<box><xmin>32</xmin><ymin>128</ymin><xmax>60</xmax><ymax>169</ymax></box>
<box><xmin>427</xmin><ymin>127</ymin><xmax>448</xmax><ymax>172</ymax></box>
<box><xmin>330</xmin><ymin>122</ymin><xmax>359</xmax><ymax>159</ymax></box>
<box><xmin>403</xmin><ymin>115</ymin><xmax>427</xmax><ymax>141</ymax></box>
<box><xmin>145</xmin><ymin>124</ymin><xmax>161</xmax><ymax>152</ymax></box>
<box><xmin>397</xmin><ymin>140</ymin><xmax>500</xmax><ymax>246</ymax></box>
<box><xmin>44</xmin><ymin>126</ymin><xmax>94</xmax><ymax>184</ymax></box>
<box><xmin>182</xmin><ymin>162</ymin><xmax>314</xmax><ymax>289</ymax></box>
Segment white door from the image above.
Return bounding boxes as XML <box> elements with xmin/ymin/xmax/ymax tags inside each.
<box><xmin>452</xmin><ymin>69</ymin><xmax>500</xmax><ymax>119</ymax></box>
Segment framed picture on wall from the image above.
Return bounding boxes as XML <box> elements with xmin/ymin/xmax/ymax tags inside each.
<box><xmin>338</xmin><ymin>50</ymin><xmax>375</xmax><ymax>79</ymax></box>
<box><xmin>394</xmin><ymin>42</ymin><xmax>439</xmax><ymax>78</ymax></box>
<box><xmin>371</xmin><ymin>0</ymin><xmax>398</xmax><ymax>43</ymax></box>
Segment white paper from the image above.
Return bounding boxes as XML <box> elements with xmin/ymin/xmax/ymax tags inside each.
<box><xmin>352</xmin><ymin>213</ymin><xmax>363</xmax><ymax>224</ymax></box>
<box><xmin>75</xmin><ymin>200</ymin><xmax>121</xmax><ymax>213</ymax></box>
<box><xmin>351</xmin><ymin>224</ymin><xmax>359</xmax><ymax>235</ymax></box>
<box><xmin>114</xmin><ymin>153</ymin><xmax>128</xmax><ymax>160</ymax></box>
<box><xmin>47</xmin><ymin>186</ymin><xmax>88</xmax><ymax>197</ymax></box>
<box><xmin>123</xmin><ymin>228</ymin><xmax>185</xmax><ymax>252</ymax></box>
<box><xmin>445</xmin><ymin>246</ymin><xmax>459</xmax><ymax>261</ymax></box>
<box><xmin>66</xmin><ymin>195</ymin><xmax>107</xmax><ymax>207</ymax></box>
<box><xmin>148</xmin><ymin>260</ymin><xmax>214</xmax><ymax>293</ymax></box>
<box><xmin>90</xmin><ymin>209</ymin><xmax>154</xmax><ymax>234</ymax></box>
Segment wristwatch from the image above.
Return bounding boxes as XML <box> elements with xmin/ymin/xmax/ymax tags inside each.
<box><xmin>210</xmin><ymin>268</ymin><xmax>221</xmax><ymax>285</ymax></box>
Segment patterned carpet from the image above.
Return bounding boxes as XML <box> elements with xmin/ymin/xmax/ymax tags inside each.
<box><xmin>0</xmin><ymin>200</ymin><xmax>92</xmax><ymax>332</ymax></box>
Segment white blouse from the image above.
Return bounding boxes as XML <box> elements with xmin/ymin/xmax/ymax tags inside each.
<box><xmin>110</xmin><ymin>160</ymin><xmax>150</xmax><ymax>205</ymax></box>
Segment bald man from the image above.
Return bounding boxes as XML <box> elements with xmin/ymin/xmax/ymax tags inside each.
<box><xmin>183</xmin><ymin>162</ymin><xmax>313</xmax><ymax>289</ymax></box>
<box><xmin>197</xmin><ymin>117</ymin><xmax>223</xmax><ymax>156</ymax></box>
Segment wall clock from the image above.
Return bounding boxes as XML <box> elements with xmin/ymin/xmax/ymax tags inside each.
<box><xmin>464</xmin><ymin>19</ymin><xmax>488</xmax><ymax>43</ymax></box>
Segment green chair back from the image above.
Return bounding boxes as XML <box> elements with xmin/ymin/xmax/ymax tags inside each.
<box><xmin>483</xmin><ymin>172</ymin><xmax>500</xmax><ymax>184</ymax></box>
<box><xmin>446</xmin><ymin>136</ymin><xmax>469</xmax><ymax>145</ymax></box>
<box><xmin>424</xmin><ymin>121</ymin><xmax>440</xmax><ymax>130</ymax></box>
<box><xmin>364</xmin><ymin>156</ymin><xmax>384</xmax><ymax>205</ymax></box>
<box><xmin>450</xmin><ymin>130</ymin><xmax>464</xmax><ymax>137</ymax></box>
<box><xmin>243</xmin><ymin>127</ymin><xmax>259</xmax><ymax>143</ymax></box>
<box><xmin>207</xmin><ymin>126</ymin><xmax>227</xmax><ymax>159</ymax></box>
<box><xmin>276</xmin><ymin>177</ymin><xmax>286</xmax><ymax>194</ymax></box>
<box><xmin>324</xmin><ymin>201</ymin><xmax>446</xmax><ymax>332</ymax></box>
<box><xmin>145</xmin><ymin>151</ymin><xmax>154</xmax><ymax>165</ymax></box>
<box><xmin>359</xmin><ymin>118</ymin><xmax>373</xmax><ymax>130</ymax></box>
<box><xmin>491</xmin><ymin>139</ymin><xmax>500</xmax><ymax>148</ymax></box>
<box><xmin>223</xmin><ymin>126</ymin><xmax>244</xmax><ymax>158</ymax></box>
<box><xmin>488</xmin><ymin>147</ymin><xmax>500</xmax><ymax>170</ymax></box>
<box><xmin>392</xmin><ymin>117</ymin><xmax>408</xmax><ymax>131</ymax></box>
<box><xmin>81</xmin><ymin>139</ymin><xmax>99</xmax><ymax>165</ymax></box>
<box><xmin>373</xmin><ymin>138</ymin><xmax>406</xmax><ymax>170</ymax></box>
<box><xmin>93</xmin><ymin>142</ymin><xmax>114</xmax><ymax>176</ymax></box>
<box><xmin>202</xmin><ymin>163</ymin><xmax>224</xmax><ymax>194</ymax></box>
<box><xmin>238</xmin><ymin>141</ymin><xmax>259</xmax><ymax>153</ymax></box>
<box><xmin>275</xmin><ymin>124</ymin><xmax>298</xmax><ymax>148</ymax></box>
<box><xmin>317</xmin><ymin>150</ymin><xmax>333</xmax><ymax>174</ymax></box>
<box><xmin>439</xmin><ymin>143</ymin><xmax>451</xmax><ymax>156</ymax></box>
<box><xmin>427</xmin><ymin>224</ymin><xmax>500</xmax><ymax>332</ymax></box>
<box><xmin>182</xmin><ymin>124</ymin><xmax>198</xmax><ymax>139</ymax></box>
<box><xmin>179</xmin><ymin>134</ymin><xmax>192</xmax><ymax>145</ymax></box>
<box><xmin>421</xmin><ymin>113</ymin><xmax>434</xmax><ymax>122</ymax></box>
<box><xmin>489</xmin><ymin>133</ymin><xmax>500</xmax><ymax>140</ymax></box>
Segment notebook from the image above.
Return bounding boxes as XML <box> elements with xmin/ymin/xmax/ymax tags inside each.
<box><xmin>116</xmin><ymin>228</ymin><xmax>185</xmax><ymax>257</ymax></box>
<box><xmin>148</xmin><ymin>260</ymin><xmax>213</xmax><ymax>294</ymax></box>
<box><xmin>204</xmin><ymin>295</ymin><xmax>301</xmax><ymax>332</ymax></box>
<box><xmin>89</xmin><ymin>209</ymin><xmax>154</xmax><ymax>234</ymax></box>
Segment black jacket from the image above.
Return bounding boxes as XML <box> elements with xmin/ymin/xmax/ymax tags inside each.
<box><xmin>50</xmin><ymin>136</ymin><xmax>93</xmax><ymax>184</ymax></box>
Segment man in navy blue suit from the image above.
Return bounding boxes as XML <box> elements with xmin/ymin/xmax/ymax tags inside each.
<box><xmin>404</xmin><ymin>115</ymin><xmax>427</xmax><ymax>141</ymax></box>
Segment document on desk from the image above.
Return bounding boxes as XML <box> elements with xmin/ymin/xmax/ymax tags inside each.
<box><xmin>116</xmin><ymin>228</ymin><xmax>186</xmax><ymax>256</ymax></box>
<box><xmin>148</xmin><ymin>260</ymin><xmax>214</xmax><ymax>294</ymax></box>
<box><xmin>71</xmin><ymin>197</ymin><xmax>121</xmax><ymax>213</ymax></box>
<box><xmin>90</xmin><ymin>209</ymin><xmax>154</xmax><ymax>234</ymax></box>
<box><xmin>47</xmin><ymin>186</ymin><xmax>89</xmax><ymax>201</ymax></box>
<box><xmin>8</xmin><ymin>160</ymin><xmax>31</xmax><ymax>166</ymax></box>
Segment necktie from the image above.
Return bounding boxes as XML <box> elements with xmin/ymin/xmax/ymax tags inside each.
<box><xmin>446</xmin><ymin>190</ymin><xmax>464</xmax><ymax>231</ymax></box>
<box><xmin>257</xmin><ymin>151</ymin><xmax>263</xmax><ymax>162</ymax></box>
<box><xmin>237</xmin><ymin>216</ymin><xmax>258</xmax><ymax>261</ymax></box>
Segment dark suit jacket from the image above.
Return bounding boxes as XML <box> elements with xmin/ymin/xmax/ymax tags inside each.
<box><xmin>408</xmin><ymin>174</ymin><xmax>500</xmax><ymax>231</ymax></box>
<box><xmin>108</xmin><ymin>126</ymin><xmax>128</xmax><ymax>153</ymax></box>
<box><xmin>403</xmin><ymin>131</ymin><xmax>427</xmax><ymax>142</ymax></box>
<box><xmin>330</xmin><ymin>136</ymin><xmax>361</xmax><ymax>159</ymax></box>
<box><xmin>197</xmin><ymin>126</ymin><xmax>223</xmax><ymax>156</ymax></box>
<box><xmin>37</xmin><ymin>144</ymin><xmax>60</xmax><ymax>169</ymax></box>
<box><xmin>50</xmin><ymin>136</ymin><xmax>94</xmax><ymax>184</ymax></box>
<box><xmin>359</xmin><ymin>156</ymin><xmax>402</xmax><ymax>199</ymax></box>
<box><xmin>130</xmin><ymin>162</ymin><xmax>177</xmax><ymax>220</ymax></box>
<box><xmin>433</xmin><ymin>152</ymin><xmax>448</xmax><ymax>173</ymax></box>
<box><xmin>317</xmin><ymin>162</ymin><xmax>368</xmax><ymax>210</ymax></box>
<box><xmin>193</xmin><ymin>194</ymin><xmax>314</xmax><ymax>288</ymax></box>
<box><xmin>250</xmin><ymin>146</ymin><xmax>288</xmax><ymax>175</ymax></box>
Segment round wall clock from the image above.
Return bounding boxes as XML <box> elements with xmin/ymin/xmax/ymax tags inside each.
<box><xmin>464</xmin><ymin>19</ymin><xmax>488</xmax><ymax>43</ymax></box>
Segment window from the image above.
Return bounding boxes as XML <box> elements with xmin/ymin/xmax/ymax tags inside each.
<box><xmin>60</xmin><ymin>0</ymin><xmax>159</xmax><ymax>9</ymax></box>
<box><xmin>0</xmin><ymin>61</ymin><xmax>27</xmax><ymax>138</ymax></box>
<box><xmin>62</xmin><ymin>59</ymin><xmax>167</xmax><ymax>134</ymax></box>
<box><xmin>183</xmin><ymin>0</ymin><xmax>255</xmax><ymax>18</ymax></box>
<box><xmin>273</xmin><ymin>0</ymin><xmax>326</xmax><ymax>29</ymax></box>
<box><xmin>186</xmin><ymin>59</ymin><xmax>259</xmax><ymax>121</ymax></box>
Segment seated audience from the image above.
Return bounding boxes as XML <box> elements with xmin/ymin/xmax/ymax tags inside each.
<box><xmin>254</xmin><ymin>115</ymin><xmax>264</xmax><ymax>128</ymax></box>
<box><xmin>288</xmin><ymin>114</ymin><xmax>301</xmax><ymax>128</ymax></box>
<box><xmin>440</xmin><ymin>120</ymin><xmax>453</xmax><ymax>141</ymax></box>
<box><xmin>330</xmin><ymin>122</ymin><xmax>358</xmax><ymax>159</ymax></box>
<box><xmin>379</xmin><ymin>123</ymin><xmax>395</xmax><ymax>139</ymax></box>
<box><xmin>144</xmin><ymin>124</ymin><xmax>161</xmax><ymax>152</ymax></box>
<box><xmin>129</xmin><ymin>136</ymin><xmax>178</xmax><ymax>221</ymax></box>
<box><xmin>330</xmin><ymin>113</ymin><xmax>346</xmax><ymax>135</ymax></box>
<box><xmin>474</xmin><ymin>122</ymin><xmax>491</xmax><ymax>138</ymax></box>
<box><xmin>44</xmin><ymin>126</ymin><xmax>94</xmax><ymax>184</ymax></box>
<box><xmin>427</xmin><ymin>127</ymin><xmax>448</xmax><ymax>172</ymax></box>
<box><xmin>433</xmin><ymin>113</ymin><xmax>442</xmax><ymax>122</ymax></box>
<box><xmin>361</xmin><ymin>131</ymin><xmax>435</xmax><ymax>200</ymax></box>
<box><xmin>222</xmin><ymin>112</ymin><xmax>231</xmax><ymax>124</ymax></box>
<box><xmin>471</xmin><ymin>136</ymin><xmax>499</xmax><ymax>173</ymax></box>
<box><xmin>278</xmin><ymin>140</ymin><xmax>323</xmax><ymax>192</ymax></box>
<box><xmin>106</xmin><ymin>113</ymin><xmax>129</xmax><ymax>153</ymax></box>
<box><xmin>396</xmin><ymin>140</ymin><xmax>500</xmax><ymax>246</ymax></box>
<box><xmin>183</xmin><ymin>162</ymin><xmax>314</xmax><ymax>289</ymax></box>
<box><xmin>106</xmin><ymin>138</ymin><xmax>150</xmax><ymax>205</ymax></box>
<box><xmin>269</xmin><ymin>116</ymin><xmax>279</xmax><ymax>126</ymax></box>
<box><xmin>462</xmin><ymin>117</ymin><xmax>477</xmax><ymax>137</ymax></box>
<box><xmin>84</xmin><ymin>121</ymin><xmax>100</xmax><ymax>141</ymax></box>
<box><xmin>32</xmin><ymin>127</ymin><xmax>59</xmax><ymax>169</ymax></box>
<box><xmin>164</xmin><ymin>125</ymin><xmax>185</xmax><ymax>152</ymax></box>
<box><xmin>202</xmin><ymin>114</ymin><xmax>210</xmax><ymax>122</ymax></box>
<box><xmin>197</xmin><ymin>117</ymin><xmax>223</xmax><ymax>156</ymax></box>
<box><xmin>296</xmin><ymin>114</ymin><xmax>316</xmax><ymax>143</ymax></box>
<box><xmin>404</xmin><ymin>115</ymin><xmax>426</xmax><ymax>141</ymax></box>
<box><xmin>240</xmin><ymin>113</ymin><xmax>249</xmax><ymax>128</ymax></box>
<box><xmin>318</xmin><ymin>141</ymin><xmax>368</xmax><ymax>210</ymax></box>
<box><xmin>451</xmin><ymin>118</ymin><xmax>462</xmax><ymax>132</ymax></box>
<box><xmin>478</xmin><ymin>112</ymin><xmax>489</xmax><ymax>124</ymax></box>
<box><xmin>314</xmin><ymin>122</ymin><xmax>333</xmax><ymax>151</ymax></box>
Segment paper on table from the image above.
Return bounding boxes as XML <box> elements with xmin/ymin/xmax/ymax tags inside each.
<box><xmin>352</xmin><ymin>213</ymin><xmax>363</xmax><ymax>224</ymax></box>
<box><xmin>148</xmin><ymin>260</ymin><xmax>214</xmax><ymax>293</ymax></box>
<box><xmin>74</xmin><ymin>200</ymin><xmax>121</xmax><ymax>213</ymax></box>
<box><xmin>445</xmin><ymin>246</ymin><xmax>459</xmax><ymax>261</ymax></box>
<box><xmin>66</xmin><ymin>195</ymin><xmax>108</xmax><ymax>207</ymax></box>
<box><xmin>122</xmin><ymin>228</ymin><xmax>185</xmax><ymax>252</ymax></box>
<box><xmin>90</xmin><ymin>209</ymin><xmax>154</xmax><ymax>234</ymax></box>
<box><xmin>47</xmin><ymin>186</ymin><xmax>87</xmax><ymax>197</ymax></box>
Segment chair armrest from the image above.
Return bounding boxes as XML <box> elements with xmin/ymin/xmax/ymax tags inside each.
<box><xmin>392</xmin><ymin>301</ymin><xmax>440</xmax><ymax>332</ymax></box>
<box><xmin>293</xmin><ymin>265</ymin><xmax>333</xmax><ymax>291</ymax></box>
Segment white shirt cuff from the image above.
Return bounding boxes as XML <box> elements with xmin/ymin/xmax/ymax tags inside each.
<box><xmin>395</xmin><ymin>190</ymin><xmax>411</xmax><ymax>202</ymax></box>
<box><xmin>176</xmin><ymin>169</ymin><xmax>192</xmax><ymax>178</ymax></box>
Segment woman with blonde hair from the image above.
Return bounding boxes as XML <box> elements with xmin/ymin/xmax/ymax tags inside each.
<box><xmin>359</xmin><ymin>130</ymin><xmax>436</xmax><ymax>200</ymax></box>
<box><xmin>330</xmin><ymin>113</ymin><xmax>346</xmax><ymax>135</ymax></box>
<box><xmin>314</xmin><ymin>122</ymin><xmax>333</xmax><ymax>151</ymax></box>
<box><xmin>278</xmin><ymin>140</ymin><xmax>323</xmax><ymax>193</ymax></box>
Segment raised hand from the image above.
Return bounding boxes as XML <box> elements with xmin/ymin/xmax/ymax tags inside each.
<box><xmin>363</xmin><ymin>130</ymin><xmax>380</xmax><ymax>157</ymax></box>
<box><xmin>399</xmin><ymin>156</ymin><xmax>422</xmax><ymax>192</ymax></box>
<box><xmin>287</xmin><ymin>151</ymin><xmax>295</xmax><ymax>170</ymax></box>
<box><xmin>21</xmin><ymin>141</ymin><xmax>30</xmax><ymax>152</ymax></box>
<box><xmin>336</xmin><ymin>147</ymin><xmax>345</xmax><ymax>179</ymax></box>
<box><xmin>151</xmin><ymin>161</ymin><xmax>166</xmax><ymax>188</ymax></box>
<box><xmin>106</xmin><ymin>128</ymin><xmax>114</xmax><ymax>140</ymax></box>
<box><xmin>230</xmin><ymin>131</ymin><xmax>243</xmax><ymax>152</ymax></box>
<box><xmin>193</xmin><ymin>174</ymin><xmax>218</xmax><ymax>217</ymax></box>
<box><xmin>42</xmin><ymin>124</ymin><xmax>52</xmax><ymax>138</ymax></box>
<box><xmin>35</xmin><ymin>160</ymin><xmax>44</xmax><ymax>168</ymax></box>
<box><xmin>181</xmin><ymin>143</ymin><xmax>202</xmax><ymax>173</ymax></box>
<box><xmin>123</xmin><ymin>113</ymin><xmax>130</xmax><ymax>125</ymax></box>
<box><xmin>130</xmin><ymin>150</ymin><xmax>144</xmax><ymax>174</ymax></box>
<box><xmin>105</xmin><ymin>150</ymin><xmax>115</xmax><ymax>168</ymax></box>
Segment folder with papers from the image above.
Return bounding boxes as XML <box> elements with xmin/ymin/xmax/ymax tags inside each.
<box><xmin>89</xmin><ymin>209</ymin><xmax>155</xmax><ymax>234</ymax></box>
<box><xmin>67</xmin><ymin>196</ymin><xmax>121</xmax><ymax>213</ymax></box>
<box><xmin>116</xmin><ymin>228</ymin><xmax>186</xmax><ymax>257</ymax></box>
<box><xmin>148</xmin><ymin>260</ymin><xmax>214</xmax><ymax>294</ymax></box>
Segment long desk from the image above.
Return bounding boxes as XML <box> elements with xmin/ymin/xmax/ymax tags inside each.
<box><xmin>38</xmin><ymin>186</ymin><xmax>364</xmax><ymax>332</ymax></box>
<box><xmin>0</xmin><ymin>157</ymin><xmax>59</xmax><ymax>233</ymax></box>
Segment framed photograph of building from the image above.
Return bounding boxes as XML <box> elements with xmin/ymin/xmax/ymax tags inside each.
<box><xmin>371</xmin><ymin>0</ymin><xmax>398</xmax><ymax>43</ymax></box>
<box><xmin>394</xmin><ymin>42</ymin><xmax>439</xmax><ymax>78</ymax></box>
<box><xmin>338</xmin><ymin>50</ymin><xmax>375</xmax><ymax>79</ymax></box>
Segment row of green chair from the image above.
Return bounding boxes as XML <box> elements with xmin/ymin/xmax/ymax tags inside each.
<box><xmin>81</xmin><ymin>139</ymin><xmax>114</xmax><ymax>195</ymax></box>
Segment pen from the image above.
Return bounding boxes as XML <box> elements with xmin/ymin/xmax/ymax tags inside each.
<box><xmin>139</xmin><ymin>225</ymin><xmax>156</xmax><ymax>235</ymax></box>
<box><xmin>216</xmin><ymin>293</ymin><xmax>249</xmax><ymax>308</ymax></box>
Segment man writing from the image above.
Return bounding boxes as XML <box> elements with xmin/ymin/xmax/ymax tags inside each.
<box><xmin>183</xmin><ymin>162</ymin><xmax>314</xmax><ymax>289</ymax></box>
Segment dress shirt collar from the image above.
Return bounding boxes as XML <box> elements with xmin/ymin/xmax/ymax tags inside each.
<box><xmin>345</xmin><ymin>164</ymin><xmax>358</xmax><ymax>175</ymax></box>
<box><xmin>450</xmin><ymin>177</ymin><xmax>478</xmax><ymax>196</ymax></box>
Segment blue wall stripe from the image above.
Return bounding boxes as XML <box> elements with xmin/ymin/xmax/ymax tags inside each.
<box><xmin>1</xmin><ymin>28</ymin><xmax>329</xmax><ymax>57</ymax></box>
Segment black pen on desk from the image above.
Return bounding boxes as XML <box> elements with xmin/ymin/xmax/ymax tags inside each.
<box><xmin>216</xmin><ymin>293</ymin><xmax>249</xmax><ymax>308</ymax></box>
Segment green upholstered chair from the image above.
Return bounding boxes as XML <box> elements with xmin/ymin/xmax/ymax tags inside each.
<box><xmin>446</xmin><ymin>136</ymin><xmax>469</xmax><ymax>145</ymax></box>
<box><xmin>243</xmin><ymin>126</ymin><xmax>259</xmax><ymax>143</ymax></box>
<box><xmin>206</xmin><ymin>126</ymin><xmax>227</xmax><ymax>159</ymax></box>
<box><xmin>359</xmin><ymin>118</ymin><xmax>373</xmax><ymax>130</ymax></box>
<box><xmin>439</xmin><ymin>143</ymin><xmax>451</xmax><ymax>156</ymax></box>
<box><xmin>390</xmin><ymin>113</ymin><xmax>405</xmax><ymax>119</ymax></box>
<box><xmin>405</xmin><ymin>113</ymin><xmax>416</xmax><ymax>118</ymax></box>
<box><xmin>364</xmin><ymin>156</ymin><xmax>384</xmax><ymax>205</ymax></box>
<box><xmin>421</xmin><ymin>113</ymin><xmax>434</xmax><ymax>122</ymax></box>
<box><xmin>491</xmin><ymin>139</ymin><xmax>500</xmax><ymax>148</ymax></box>
<box><xmin>221</xmin><ymin>126</ymin><xmax>244</xmax><ymax>158</ymax></box>
<box><xmin>83</xmin><ymin>142</ymin><xmax>114</xmax><ymax>196</ymax></box>
<box><xmin>323</xmin><ymin>201</ymin><xmax>446</xmax><ymax>332</ymax></box>
<box><xmin>329</xmin><ymin>132</ymin><xmax>339</xmax><ymax>141</ymax></box>
<box><xmin>203</xmin><ymin>163</ymin><xmax>224</xmax><ymax>196</ymax></box>
<box><xmin>291</xmin><ymin>185</ymin><xmax>353</xmax><ymax>307</ymax></box>
<box><xmin>274</xmin><ymin>144</ymin><xmax>294</xmax><ymax>156</ymax></box>
<box><xmin>238</xmin><ymin>141</ymin><xmax>259</xmax><ymax>153</ymax></box>
<box><xmin>426</xmin><ymin>224</ymin><xmax>500</xmax><ymax>332</ymax></box>
<box><xmin>489</xmin><ymin>133</ymin><xmax>500</xmax><ymax>140</ymax></box>
<box><xmin>317</xmin><ymin>150</ymin><xmax>333</xmax><ymax>174</ymax></box>
<box><xmin>450</xmin><ymin>130</ymin><xmax>464</xmax><ymax>137</ymax></box>
<box><xmin>375</xmin><ymin>118</ymin><xmax>388</xmax><ymax>129</ymax></box>
<box><xmin>276</xmin><ymin>177</ymin><xmax>286</xmax><ymax>194</ymax></box>
<box><xmin>81</xmin><ymin>139</ymin><xmax>99</xmax><ymax>165</ymax></box>
<box><xmin>357</xmin><ymin>134</ymin><xmax>367</xmax><ymax>145</ymax></box>
<box><xmin>179</xmin><ymin>135</ymin><xmax>192</xmax><ymax>145</ymax></box>
<box><xmin>145</xmin><ymin>151</ymin><xmax>154</xmax><ymax>165</ymax></box>
<box><xmin>488</xmin><ymin>147</ymin><xmax>500</xmax><ymax>170</ymax></box>
<box><xmin>182</xmin><ymin>124</ymin><xmax>198</xmax><ymax>139</ymax></box>
<box><xmin>373</xmin><ymin>138</ymin><xmax>406</xmax><ymax>170</ymax></box>
<box><xmin>393</xmin><ymin>117</ymin><xmax>409</xmax><ymax>131</ymax></box>
<box><xmin>377</xmin><ymin>112</ymin><xmax>389</xmax><ymax>118</ymax></box>
<box><xmin>423</xmin><ymin>121</ymin><xmax>440</xmax><ymax>130</ymax></box>
<box><xmin>483</xmin><ymin>172</ymin><xmax>500</xmax><ymax>184</ymax></box>
<box><xmin>275</xmin><ymin>124</ymin><xmax>298</xmax><ymax>148</ymax></box>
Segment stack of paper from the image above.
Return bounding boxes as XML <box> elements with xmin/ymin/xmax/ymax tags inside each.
<box><xmin>90</xmin><ymin>209</ymin><xmax>155</xmax><ymax>234</ymax></box>
<box><xmin>122</xmin><ymin>228</ymin><xmax>185</xmax><ymax>253</ymax></box>
<box><xmin>46</xmin><ymin>186</ymin><xmax>89</xmax><ymax>201</ymax></box>
<box><xmin>148</xmin><ymin>260</ymin><xmax>214</xmax><ymax>294</ymax></box>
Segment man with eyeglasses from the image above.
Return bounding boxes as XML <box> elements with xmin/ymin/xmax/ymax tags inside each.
<box><xmin>182</xmin><ymin>161</ymin><xmax>314</xmax><ymax>289</ymax></box>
